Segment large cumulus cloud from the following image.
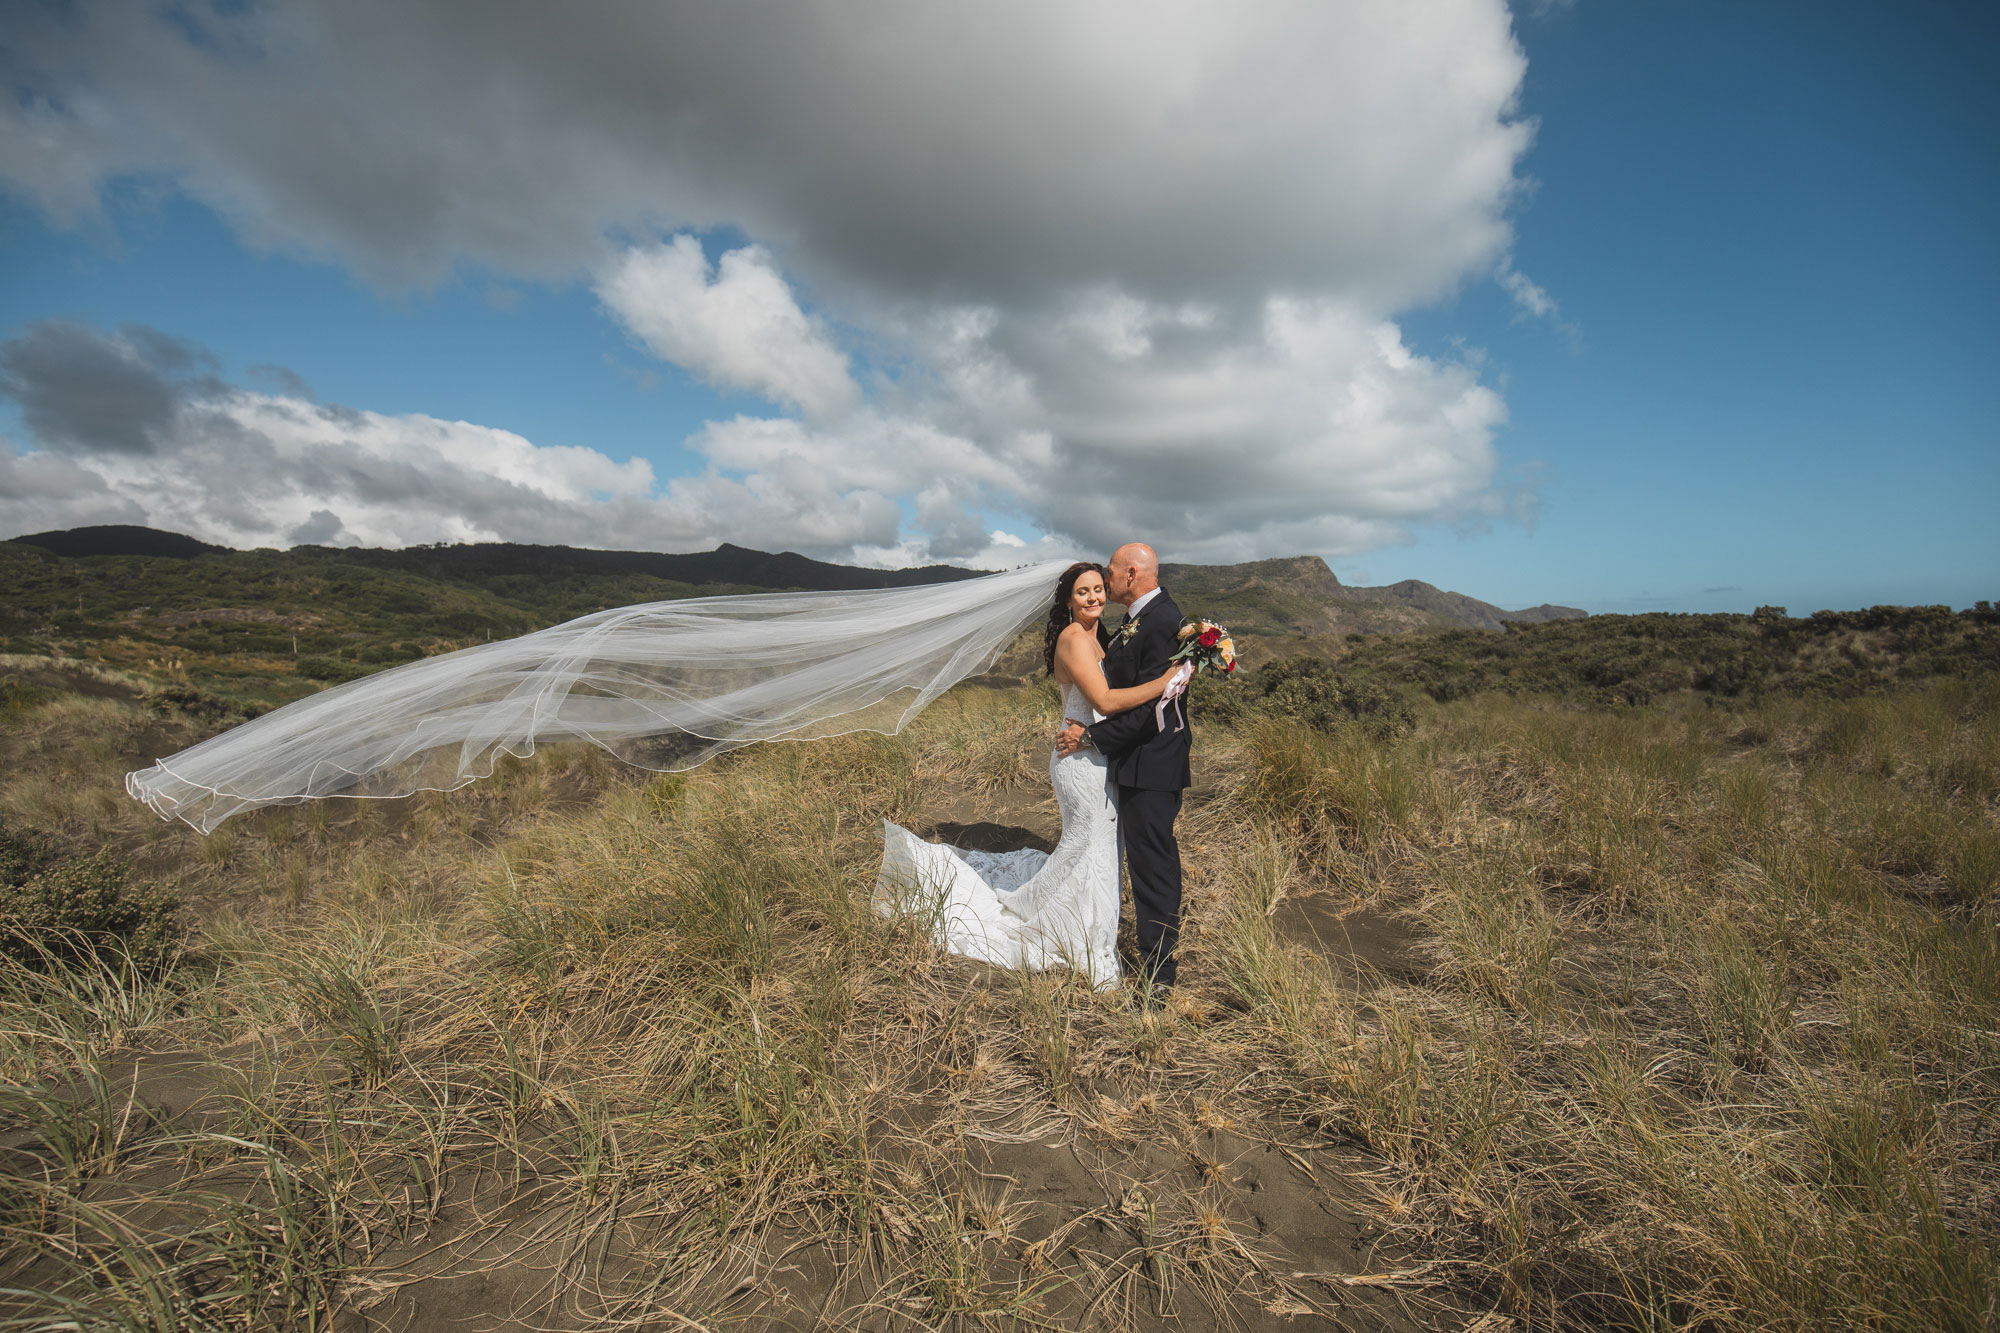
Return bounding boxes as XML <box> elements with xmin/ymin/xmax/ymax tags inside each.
<box><xmin>1</xmin><ymin>0</ymin><xmax>1545</xmax><ymax>564</ymax></box>
<box><xmin>676</xmin><ymin>281</ymin><xmax>1516</xmax><ymax>562</ymax></box>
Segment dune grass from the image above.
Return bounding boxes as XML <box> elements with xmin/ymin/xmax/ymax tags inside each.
<box><xmin>0</xmin><ymin>674</ymin><xmax>1993</xmax><ymax>1329</ymax></box>
<box><xmin>1216</xmin><ymin>681</ymin><xmax>1998</xmax><ymax>1328</ymax></box>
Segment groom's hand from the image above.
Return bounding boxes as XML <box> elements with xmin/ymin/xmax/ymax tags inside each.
<box><xmin>1055</xmin><ymin>721</ymin><xmax>1087</xmax><ymax>756</ymax></box>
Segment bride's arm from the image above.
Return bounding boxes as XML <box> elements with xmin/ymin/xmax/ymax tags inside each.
<box><xmin>1055</xmin><ymin>627</ymin><xmax>1178</xmax><ymax>715</ymax></box>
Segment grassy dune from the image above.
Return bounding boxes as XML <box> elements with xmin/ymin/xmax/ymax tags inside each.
<box><xmin>1</xmin><ymin>660</ymin><xmax>1995</xmax><ymax>1330</ymax></box>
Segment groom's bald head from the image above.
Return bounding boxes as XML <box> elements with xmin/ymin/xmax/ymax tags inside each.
<box><xmin>1106</xmin><ymin>543</ymin><xmax>1159</xmax><ymax>605</ymax></box>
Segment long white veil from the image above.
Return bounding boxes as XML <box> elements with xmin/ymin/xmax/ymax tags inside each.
<box><xmin>127</xmin><ymin>560</ymin><xmax>1071</xmax><ymax>833</ymax></box>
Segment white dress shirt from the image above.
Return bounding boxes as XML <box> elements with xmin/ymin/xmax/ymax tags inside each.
<box><xmin>1125</xmin><ymin>587</ymin><xmax>1162</xmax><ymax>619</ymax></box>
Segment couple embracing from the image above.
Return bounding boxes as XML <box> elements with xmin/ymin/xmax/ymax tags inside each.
<box><xmin>125</xmin><ymin>532</ymin><xmax>1197</xmax><ymax>1001</ymax></box>
<box><xmin>877</xmin><ymin>542</ymin><xmax>1193</xmax><ymax>998</ymax></box>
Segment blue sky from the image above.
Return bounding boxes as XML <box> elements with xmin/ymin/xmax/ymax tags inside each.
<box><xmin>1</xmin><ymin>1</ymin><xmax>1994</xmax><ymax>614</ymax></box>
<box><xmin>1386</xmin><ymin>2</ymin><xmax>2000</xmax><ymax>612</ymax></box>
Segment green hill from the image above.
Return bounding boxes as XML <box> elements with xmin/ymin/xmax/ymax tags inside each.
<box><xmin>1158</xmin><ymin>554</ymin><xmax>1584</xmax><ymax>659</ymax></box>
<box><xmin>0</xmin><ymin>541</ymin><xmax>552</xmax><ymax>708</ymax></box>
<box><xmin>1</xmin><ymin>527</ymin><xmax>1584</xmax><ymax>709</ymax></box>
<box><xmin>8</xmin><ymin>524</ymin><xmax>227</xmax><ymax>560</ymax></box>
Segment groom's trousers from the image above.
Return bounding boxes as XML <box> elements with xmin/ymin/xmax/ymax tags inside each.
<box><xmin>1117</xmin><ymin>785</ymin><xmax>1183</xmax><ymax>990</ymax></box>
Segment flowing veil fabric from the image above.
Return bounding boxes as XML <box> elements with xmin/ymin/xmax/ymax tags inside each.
<box><xmin>127</xmin><ymin>560</ymin><xmax>1070</xmax><ymax>833</ymax></box>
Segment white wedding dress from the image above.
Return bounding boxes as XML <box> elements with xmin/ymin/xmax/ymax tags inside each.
<box><xmin>876</xmin><ymin>672</ymin><xmax>1122</xmax><ymax>989</ymax></box>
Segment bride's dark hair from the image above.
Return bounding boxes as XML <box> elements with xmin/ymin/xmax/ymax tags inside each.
<box><xmin>1043</xmin><ymin>562</ymin><xmax>1109</xmax><ymax>676</ymax></box>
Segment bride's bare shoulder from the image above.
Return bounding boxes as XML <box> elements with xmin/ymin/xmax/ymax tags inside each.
<box><xmin>1056</xmin><ymin>623</ymin><xmax>1103</xmax><ymax>658</ymax></box>
<box><xmin>1052</xmin><ymin>622</ymin><xmax>1092</xmax><ymax>682</ymax></box>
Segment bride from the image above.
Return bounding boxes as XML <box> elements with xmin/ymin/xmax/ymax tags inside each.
<box><xmin>875</xmin><ymin>562</ymin><xmax>1177</xmax><ymax>989</ymax></box>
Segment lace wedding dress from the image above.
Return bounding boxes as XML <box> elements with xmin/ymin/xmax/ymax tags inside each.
<box><xmin>876</xmin><ymin>673</ymin><xmax>1121</xmax><ymax>988</ymax></box>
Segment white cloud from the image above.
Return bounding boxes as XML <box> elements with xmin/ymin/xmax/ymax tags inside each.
<box><xmin>1496</xmin><ymin>255</ymin><xmax>1576</xmax><ymax>336</ymax></box>
<box><xmin>0</xmin><ymin>433</ymin><xmax>144</xmax><ymax>535</ymax></box>
<box><xmin>0</xmin><ymin>324</ymin><xmax>903</xmax><ymax>555</ymax></box>
<box><xmin>0</xmin><ymin>394</ymin><xmax>911</xmax><ymax>557</ymax></box>
<box><xmin>879</xmin><ymin>290</ymin><xmax>1509</xmax><ymax>561</ymax></box>
<box><xmin>1</xmin><ymin>2</ymin><xmax>1551</xmax><ymax>567</ymax></box>
<box><xmin>1496</xmin><ymin>260</ymin><xmax>1557</xmax><ymax>320</ymax></box>
<box><xmin>286</xmin><ymin>508</ymin><xmax>350</xmax><ymax>546</ymax></box>
<box><xmin>595</xmin><ymin>237</ymin><xmax>857</xmax><ymax>419</ymax></box>
<box><xmin>71</xmin><ymin>392</ymin><xmax>651</xmax><ymax>549</ymax></box>
<box><xmin>852</xmin><ymin>530</ymin><xmax>1081</xmax><ymax>573</ymax></box>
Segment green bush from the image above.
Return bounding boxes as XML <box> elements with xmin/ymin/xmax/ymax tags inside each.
<box><xmin>376</xmin><ymin>592</ymin><xmax>430</xmax><ymax>616</ymax></box>
<box><xmin>295</xmin><ymin>655</ymin><xmax>371</xmax><ymax>683</ymax></box>
<box><xmin>1255</xmin><ymin>655</ymin><xmax>1415</xmax><ymax>737</ymax></box>
<box><xmin>143</xmin><ymin>684</ymin><xmax>264</xmax><ymax>725</ymax></box>
<box><xmin>1194</xmin><ymin>654</ymin><xmax>1414</xmax><ymax>738</ymax></box>
<box><xmin>1189</xmin><ymin>667</ymin><xmax>1254</xmax><ymax>729</ymax></box>
<box><xmin>0</xmin><ymin>849</ymin><xmax>182</xmax><ymax>973</ymax></box>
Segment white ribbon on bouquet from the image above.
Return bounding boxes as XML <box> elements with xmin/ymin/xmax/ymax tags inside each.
<box><xmin>1154</xmin><ymin>660</ymin><xmax>1196</xmax><ymax>733</ymax></box>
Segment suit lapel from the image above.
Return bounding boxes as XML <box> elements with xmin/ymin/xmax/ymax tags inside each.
<box><xmin>1110</xmin><ymin>594</ymin><xmax>1165</xmax><ymax>684</ymax></box>
<box><xmin>1107</xmin><ymin>604</ymin><xmax>1143</xmax><ymax>687</ymax></box>
<box><xmin>1131</xmin><ymin>595</ymin><xmax>1169</xmax><ymax>648</ymax></box>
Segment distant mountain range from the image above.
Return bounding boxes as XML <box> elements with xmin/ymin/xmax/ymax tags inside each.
<box><xmin>6</xmin><ymin>525</ymin><xmax>1584</xmax><ymax>640</ymax></box>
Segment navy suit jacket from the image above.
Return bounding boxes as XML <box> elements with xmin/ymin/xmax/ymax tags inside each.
<box><xmin>1087</xmin><ymin>590</ymin><xmax>1192</xmax><ymax>791</ymax></box>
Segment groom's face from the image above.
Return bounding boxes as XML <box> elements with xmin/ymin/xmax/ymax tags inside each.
<box><xmin>1105</xmin><ymin>561</ymin><xmax>1133</xmax><ymax>604</ymax></box>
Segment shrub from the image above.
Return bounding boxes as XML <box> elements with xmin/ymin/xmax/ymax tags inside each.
<box><xmin>1190</xmin><ymin>655</ymin><xmax>1415</xmax><ymax>736</ymax></box>
<box><xmin>375</xmin><ymin>592</ymin><xmax>430</xmax><ymax>616</ymax></box>
<box><xmin>0</xmin><ymin>850</ymin><xmax>182</xmax><ymax>973</ymax></box>
<box><xmin>1189</xmin><ymin>667</ymin><xmax>1254</xmax><ymax>729</ymax></box>
<box><xmin>0</xmin><ymin>822</ymin><xmax>54</xmax><ymax>887</ymax></box>
<box><xmin>1254</xmin><ymin>655</ymin><xmax>1415</xmax><ymax>737</ymax></box>
<box><xmin>295</xmin><ymin>655</ymin><xmax>370</xmax><ymax>682</ymax></box>
<box><xmin>143</xmin><ymin>684</ymin><xmax>264</xmax><ymax>724</ymax></box>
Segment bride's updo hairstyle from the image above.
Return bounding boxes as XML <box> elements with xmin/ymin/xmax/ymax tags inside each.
<box><xmin>1042</xmin><ymin>561</ymin><xmax>1109</xmax><ymax>675</ymax></box>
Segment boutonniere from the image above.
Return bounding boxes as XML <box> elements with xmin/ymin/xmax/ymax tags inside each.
<box><xmin>1113</xmin><ymin>616</ymin><xmax>1141</xmax><ymax>646</ymax></box>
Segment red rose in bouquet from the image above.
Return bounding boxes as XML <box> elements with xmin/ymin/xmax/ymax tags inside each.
<box><xmin>1169</xmin><ymin>617</ymin><xmax>1237</xmax><ymax>674</ymax></box>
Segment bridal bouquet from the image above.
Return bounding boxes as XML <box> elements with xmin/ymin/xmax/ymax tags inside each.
<box><xmin>1154</xmin><ymin>616</ymin><xmax>1235</xmax><ymax>731</ymax></box>
<box><xmin>1172</xmin><ymin>617</ymin><xmax>1237</xmax><ymax>675</ymax></box>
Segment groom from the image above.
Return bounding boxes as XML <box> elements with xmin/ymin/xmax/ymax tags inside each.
<box><xmin>1057</xmin><ymin>542</ymin><xmax>1190</xmax><ymax>994</ymax></box>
